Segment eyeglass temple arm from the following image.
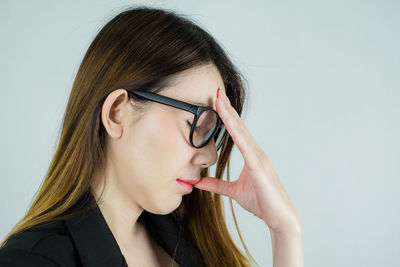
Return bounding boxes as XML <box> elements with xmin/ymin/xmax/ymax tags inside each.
<box><xmin>128</xmin><ymin>90</ymin><xmax>198</xmax><ymax>114</ymax></box>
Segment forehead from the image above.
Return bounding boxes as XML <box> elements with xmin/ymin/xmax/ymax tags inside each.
<box><xmin>161</xmin><ymin>64</ymin><xmax>226</xmax><ymax>110</ymax></box>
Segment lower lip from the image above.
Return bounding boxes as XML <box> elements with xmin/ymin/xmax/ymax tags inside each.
<box><xmin>176</xmin><ymin>179</ymin><xmax>193</xmax><ymax>192</ymax></box>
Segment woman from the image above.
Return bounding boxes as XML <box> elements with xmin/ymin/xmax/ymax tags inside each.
<box><xmin>0</xmin><ymin>6</ymin><xmax>303</xmax><ymax>267</ymax></box>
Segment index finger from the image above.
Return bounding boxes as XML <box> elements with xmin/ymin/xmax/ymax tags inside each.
<box><xmin>216</xmin><ymin>89</ymin><xmax>262</xmax><ymax>168</ymax></box>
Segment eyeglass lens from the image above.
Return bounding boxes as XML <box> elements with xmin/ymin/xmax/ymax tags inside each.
<box><xmin>190</xmin><ymin>110</ymin><xmax>226</xmax><ymax>149</ymax></box>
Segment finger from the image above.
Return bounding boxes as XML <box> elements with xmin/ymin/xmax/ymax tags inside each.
<box><xmin>216</xmin><ymin>89</ymin><xmax>261</xmax><ymax>168</ymax></box>
<box><xmin>193</xmin><ymin>177</ymin><xmax>236</xmax><ymax>198</ymax></box>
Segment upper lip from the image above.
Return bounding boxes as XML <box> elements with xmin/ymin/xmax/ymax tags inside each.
<box><xmin>177</xmin><ymin>178</ymin><xmax>200</xmax><ymax>185</ymax></box>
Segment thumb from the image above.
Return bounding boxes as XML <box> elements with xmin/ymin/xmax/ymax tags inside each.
<box><xmin>193</xmin><ymin>177</ymin><xmax>236</xmax><ymax>198</ymax></box>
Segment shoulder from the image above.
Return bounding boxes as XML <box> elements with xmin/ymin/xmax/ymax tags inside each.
<box><xmin>0</xmin><ymin>221</ymin><xmax>79</xmax><ymax>267</ymax></box>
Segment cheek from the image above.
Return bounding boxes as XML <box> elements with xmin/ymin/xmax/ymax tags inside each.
<box><xmin>150</xmin><ymin>108</ymin><xmax>193</xmax><ymax>158</ymax></box>
<box><xmin>117</xmin><ymin>110</ymin><xmax>190</xmax><ymax>212</ymax></box>
<box><xmin>145</xmin><ymin>110</ymin><xmax>188</xmax><ymax>162</ymax></box>
<box><xmin>131</xmin><ymin>134</ymin><xmax>184</xmax><ymax>213</ymax></box>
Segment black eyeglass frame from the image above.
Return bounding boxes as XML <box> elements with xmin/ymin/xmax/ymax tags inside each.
<box><xmin>126</xmin><ymin>89</ymin><xmax>227</xmax><ymax>150</ymax></box>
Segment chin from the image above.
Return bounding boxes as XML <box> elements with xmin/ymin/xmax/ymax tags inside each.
<box><xmin>148</xmin><ymin>196</ymin><xmax>183</xmax><ymax>215</ymax></box>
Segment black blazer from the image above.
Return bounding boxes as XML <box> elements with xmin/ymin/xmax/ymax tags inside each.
<box><xmin>0</xmin><ymin>191</ymin><xmax>206</xmax><ymax>267</ymax></box>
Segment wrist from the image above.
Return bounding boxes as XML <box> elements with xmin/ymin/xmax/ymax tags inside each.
<box><xmin>267</xmin><ymin>221</ymin><xmax>302</xmax><ymax>239</ymax></box>
<box><xmin>270</xmin><ymin>227</ymin><xmax>302</xmax><ymax>242</ymax></box>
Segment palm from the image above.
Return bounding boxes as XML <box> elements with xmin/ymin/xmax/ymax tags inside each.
<box><xmin>232</xmin><ymin>166</ymin><xmax>262</xmax><ymax>218</ymax></box>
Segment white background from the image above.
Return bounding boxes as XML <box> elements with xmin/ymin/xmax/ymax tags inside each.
<box><xmin>1</xmin><ymin>0</ymin><xmax>399</xmax><ymax>266</ymax></box>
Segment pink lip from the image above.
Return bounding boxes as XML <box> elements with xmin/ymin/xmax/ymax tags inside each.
<box><xmin>176</xmin><ymin>179</ymin><xmax>198</xmax><ymax>192</ymax></box>
<box><xmin>177</xmin><ymin>179</ymin><xmax>199</xmax><ymax>185</ymax></box>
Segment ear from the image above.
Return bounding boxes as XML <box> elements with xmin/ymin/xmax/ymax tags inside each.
<box><xmin>101</xmin><ymin>89</ymin><xmax>133</xmax><ymax>138</ymax></box>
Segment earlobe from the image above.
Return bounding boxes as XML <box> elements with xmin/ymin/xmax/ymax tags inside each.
<box><xmin>101</xmin><ymin>89</ymin><xmax>130</xmax><ymax>138</ymax></box>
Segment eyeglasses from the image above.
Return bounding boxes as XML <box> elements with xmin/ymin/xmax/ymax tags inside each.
<box><xmin>126</xmin><ymin>89</ymin><xmax>228</xmax><ymax>151</ymax></box>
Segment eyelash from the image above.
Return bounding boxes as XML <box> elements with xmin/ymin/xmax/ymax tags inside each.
<box><xmin>186</xmin><ymin>121</ymin><xmax>200</xmax><ymax>131</ymax></box>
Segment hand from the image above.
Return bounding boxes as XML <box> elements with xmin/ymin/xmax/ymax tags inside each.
<box><xmin>194</xmin><ymin>89</ymin><xmax>301</xmax><ymax>235</ymax></box>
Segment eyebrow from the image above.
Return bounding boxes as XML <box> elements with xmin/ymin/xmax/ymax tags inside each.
<box><xmin>191</xmin><ymin>101</ymin><xmax>216</xmax><ymax>111</ymax></box>
<box><xmin>192</xmin><ymin>101</ymin><xmax>209</xmax><ymax>107</ymax></box>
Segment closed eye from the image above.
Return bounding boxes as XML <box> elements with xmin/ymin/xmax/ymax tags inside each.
<box><xmin>186</xmin><ymin>121</ymin><xmax>200</xmax><ymax>131</ymax></box>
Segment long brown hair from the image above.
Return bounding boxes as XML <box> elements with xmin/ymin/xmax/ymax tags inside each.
<box><xmin>1</xmin><ymin>6</ymin><xmax>259</xmax><ymax>267</ymax></box>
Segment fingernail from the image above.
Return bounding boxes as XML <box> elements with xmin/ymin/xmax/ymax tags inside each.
<box><xmin>218</xmin><ymin>89</ymin><xmax>223</xmax><ymax>99</ymax></box>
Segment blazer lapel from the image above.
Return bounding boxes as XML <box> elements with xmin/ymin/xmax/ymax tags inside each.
<box><xmin>64</xmin><ymin>191</ymin><xmax>206</xmax><ymax>267</ymax></box>
<box><xmin>139</xmin><ymin>211</ymin><xmax>206</xmax><ymax>267</ymax></box>
<box><xmin>65</xmin><ymin>194</ymin><xmax>127</xmax><ymax>267</ymax></box>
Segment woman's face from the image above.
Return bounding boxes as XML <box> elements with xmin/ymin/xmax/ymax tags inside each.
<box><xmin>98</xmin><ymin>64</ymin><xmax>226</xmax><ymax>214</ymax></box>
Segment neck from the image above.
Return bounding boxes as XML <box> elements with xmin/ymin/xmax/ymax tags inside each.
<box><xmin>90</xmin><ymin>171</ymin><xmax>144</xmax><ymax>248</ymax></box>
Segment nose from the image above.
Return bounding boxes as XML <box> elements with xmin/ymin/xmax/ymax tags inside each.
<box><xmin>196</xmin><ymin>138</ymin><xmax>219</xmax><ymax>168</ymax></box>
